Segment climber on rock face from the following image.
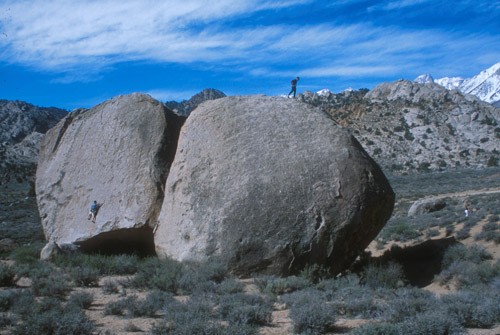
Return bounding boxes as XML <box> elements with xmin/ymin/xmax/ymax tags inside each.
<box><xmin>88</xmin><ymin>200</ymin><xmax>101</xmax><ymax>223</ymax></box>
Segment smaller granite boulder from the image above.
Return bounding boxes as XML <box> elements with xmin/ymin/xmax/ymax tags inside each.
<box><xmin>36</xmin><ymin>93</ymin><xmax>184</xmax><ymax>255</ymax></box>
<box><xmin>408</xmin><ymin>198</ymin><xmax>447</xmax><ymax>216</ymax></box>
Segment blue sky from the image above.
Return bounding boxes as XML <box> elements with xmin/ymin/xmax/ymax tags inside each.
<box><xmin>1</xmin><ymin>0</ymin><xmax>499</xmax><ymax>110</ymax></box>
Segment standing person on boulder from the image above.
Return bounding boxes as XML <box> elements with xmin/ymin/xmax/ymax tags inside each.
<box><xmin>288</xmin><ymin>76</ymin><xmax>300</xmax><ymax>98</ymax></box>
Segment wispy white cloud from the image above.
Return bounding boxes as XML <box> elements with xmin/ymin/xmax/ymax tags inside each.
<box><xmin>0</xmin><ymin>0</ymin><xmax>498</xmax><ymax>85</ymax></box>
<box><xmin>0</xmin><ymin>0</ymin><xmax>309</xmax><ymax>69</ymax></box>
<box><xmin>368</xmin><ymin>0</ymin><xmax>431</xmax><ymax>11</ymax></box>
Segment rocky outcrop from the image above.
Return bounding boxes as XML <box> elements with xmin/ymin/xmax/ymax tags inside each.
<box><xmin>36</xmin><ymin>93</ymin><xmax>184</xmax><ymax>254</ymax></box>
<box><xmin>155</xmin><ymin>95</ymin><xmax>394</xmax><ymax>276</ymax></box>
<box><xmin>164</xmin><ymin>88</ymin><xmax>226</xmax><ymax>116</ymax></box>
<box><xmin>0</xmin><ymin>100</ymin><xmax>67</xmax><ymax>184</ymax></box>
<box><xmin>300</xmin><ymin>80</ymin><xmax>500</xmax><ymax>173</ymax></box>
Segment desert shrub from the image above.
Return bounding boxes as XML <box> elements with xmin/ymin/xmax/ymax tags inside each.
<box><xmin>177</xmin><ymin>258</ymin><xmax>228</xmax><ymax>294</ymax></box>
<box><xmin>71</xmin><ymin>267</ymin><xmax>100</xmax><ymax>287</ymax></box>
<box><xmin>150</xmin><ymin>319</ymin><xmax>256</xmax><ymax>335</ymax></box>
<box><xmin>363</xmin><ymin>262</ymin><xmax>406</xmax><ymax>289</ymax></box>
<box><xmin>397</xmin><ymin>310</ymin><xmax>463</xmax><ymax>335</ymax></box>
<box><xmin>124</xmin><ymin>322</ymin><xmax>142</xmax><ymax>332</ymax></box>
<box><xmin>0</xmin><ymin>290</ymin><xmax>17</xmax><ymax>312</ymax></box>
<box><xmin>130</xmin><ymin>257</ymin><xmax>183</xmax><ymax>292</ymax></box>
<box><xmin>126</xmin><ymin>291</ymin><xmax>174</xmax><ymax>318</ymax></box>
<box><xmin>11</xmin><ymin>297</ymin><xmax>95</xmax><ymax>335</ymax></box>
<box><xmin>10</xmin><ymin>289</ymin><xmax>35</xmax><ymax>316</ymax></box>
<box><xmin>283</xmin><ymin>289</ymin><xmax>336</xmax><ymax>334</ymax></box>
<box><xmin>384</xmin><ymin>288</ymin><xmax>439</xmax><ymax>323</ymax></box>
<box><xmin>0</xmin><ymin>263</ymin><xmax>15</xmax><ymax>287</ymax></box>
<box><xmin>442</xmin><ymin>244</ymin><xmax>491</xmax><ymax>268</ymax></box>
<box><xmin>151</xmin><ymin>294</ymin><xmax>246</xmax><ymax>335</ymax></box>
<box><xmin>54</xmin><ymin>253</ymin><xmax>139</xmax><ymax>276</ymax></box>
<box><xmin>0</xmin><ymin>313</ymin><xmax>13</xmax><ymax>328</ymax></box>
<box><xmin>455</xmin><ymin>227</ymin><xmax>470</xmax><ymax>240</ymax></box>
<box><xmin>331</xmin><ymin>286</ymin><xmax>384</xmax><ymax>318</ymax></box>
<box><xmin>439</xmin><ymin>245</ymin><xmax>499</xmax><ymax>288</ymax></box>
<box><xmin>299</xmin><ymin>263</ymin><xmax>332</xmax><ymax>283</ymax></box>
<box><xmin>9</xmin><ymin>242</ymin><xmax>44</xmax><ymax>264</ymax></box>
<box><xmin>316</xmin><ymin>273</ymin><xmax>360</xmax><ymax>292</ymax></box>
<box><xmin>351</xmin><ymin>322</ymin><xmax>400</xmax><ymax>335</ymax></box>
<box><xmin>262</xmin><ymin>275</ymin><xmax>312</xmax><ymax>295</ymax></box>
<box><xmin>102</xmin><ymin>279</ymin><xmax>120</xmax><ymax>294</ymax></box>
<box><xmin>378</xmin><ymin>219</ymin><xmax>420</xmax><ymax>242</ymax></box>
<box><xmin>440</xmin><ymin>260</ymin><xmax>500</xmax><ymax>288</ymax></box>
<box><xmin>475</xmin><ymin>221</ymin><xmax>500</xmax><ymax>243</ymax></box>
<box><xmin>67</xmin><ymin>291</ymin><xmax>94</xmax><ymax>310</ymax></box>
<box><xmin>218</xmin><ymin>293</ymin><xmax>273</xmax><ymax>326</ymax></box>
<box><xmin>31</xmin><ymin>272</ymin><xmax>72</xmax><ymax>298</ymax></box>
<box><xmin>216</xmin><ymin>278</ymin><xmax>245</xmax><ymax>294</ymax></box>
<box><xmin>443</xmin><ymin>289</ymin><xmax>500</xmax><ymax>328</ymax></box>
<box><xmin>104</xmin><ymin>298</ymin><xmax>129</xmax><ymax>316</ymax></box>
<box><xmin>106</xmin><ymin>291</ymin><xmax>174</xmax><ymax>318</ymax></box>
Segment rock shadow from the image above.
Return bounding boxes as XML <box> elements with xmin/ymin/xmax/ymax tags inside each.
<box><xmin>371</xmin><ymin>237</ymin><xmax>458</xmax><ymax>287</ymax></box>
<box><xmin>76</xmin><ymin>225</ymin><xmax>156</xmax><ymax>257</ymax></box>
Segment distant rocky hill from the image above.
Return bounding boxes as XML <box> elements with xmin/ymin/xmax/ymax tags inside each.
<box><xmin>0</xmin><ymin>100</ymin><xmax>67</xmax><ymax>184</ymax></box>
<box><xmin>299</xmin><ymin>80</ymin><xmax>500</xmax><ymax>174</ymax></box>
<box><xmin>164</xmin><ymin>88</ymin><xmax>226</xmax><ymax>116</ymax></box>
<box><xmin>415</xmin><ymin>62</ymin><xmax>500</xmax><ymax>105</ymax></box>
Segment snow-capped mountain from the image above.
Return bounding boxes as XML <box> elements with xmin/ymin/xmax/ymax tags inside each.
<box><xmin>460</xmin><ymin>63</ymin><xmax>500</xmax><ymax>104</ymax></box>
<box><xmin>317</xmin><ymin>88</ymin><xmax>332</xmax><ymax>96</ymax></box>
<box><xmin>434</xmin><ymin>77</ymin><xmax>464</xmax><ymax>90</ymax></box>
<box><xmin>415</xmin><ymin>62</ymin><xmax>500</xmax><ymax>105</ymax></box>
<box><xmin>414</xmin><ymin>74</ymin><xmax>434</xmax><ymax>84</ymax></box>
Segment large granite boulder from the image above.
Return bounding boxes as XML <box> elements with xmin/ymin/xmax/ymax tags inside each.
<box><xmin>155</xmin><ymin>95</ymin><xmax>394</xmax><ymax>276</ymax></box>
<box><xmin>36</xmin><ymin>93</ymin><xmax>184</xmax><ymax>254</ymax></box>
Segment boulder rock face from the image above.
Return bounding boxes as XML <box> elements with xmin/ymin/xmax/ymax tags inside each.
<box><xmin>155</xmin><ymin>95</ymin><xmax>394</xmax><ymax>276</ymax></box>
<box><xmin>36</xmin><ymin>93</ymin><xmax>184</xmax><ymax>254</ymax></box>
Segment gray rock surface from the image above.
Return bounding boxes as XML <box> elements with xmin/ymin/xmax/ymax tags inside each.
<box><xmin>155</xmin><ymin>95</ymin><xmax>394</xmax><ymax>276</ymax></box>
<box><xmin>36</xmin><ymin>93</ymin><xmax>184</xmax><ymax>253</ymax></box>
<box><xmin>300</xmin><ymin>80</ymin><xmax>500</xmax><ymax>173</ymax></box>
<box><xmin>0</xmin><ymin>100</ymin><xmax>66</xmax><ymax>184</ymax></box>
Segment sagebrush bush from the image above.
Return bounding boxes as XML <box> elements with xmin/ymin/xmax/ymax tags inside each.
<box><xmin>283</xmin><ymin>289</ymin><xmax>336</xmax><ymax>334</ymax></box>
<box><xmin>102</xmin><ymin>279</ymin><xmax>120</xmax><ymax>294</ymax></box>
<box><xmin>0</xmin><ymin>290</ymin><xmax>17</xmax><ymax>312</ymax></box>
<box><xmin>475</xmin><ymin>221</ymin><xmax>500</xmax><ymax>244</ymax></box>
<box><xmin>130</xmin><ymin>257</ymin><xmax>183</xmax><ymax>292</ymax></box>
<box><xmin>442</xmin><ymin>244</ymin><xmax>491</xmax><ymax>268</ymax></box>
<box><xmin>54</xmin><ymin>253</ymin><xmax>140</xmax><ymax>276</ymax></box>
<box><xmin>71</xmin><ymin>266</ymin><xmax>100</xmax><ymax>287</ymax></box>
<box><xmin>262</xmin><ymin>275</ymin><xmax>312</xmax><ymax>295</ymax></box>
<box><xmin>439</xmin><ymin>260</ymin><xmax>499</xmax><ymax>288</ymax></box>
<box><xmin>11</xmin><ymin>297</ymin><xmax>95</xmax><ymax>335</ymax></box>
<box><xmin>397</xmin><ymin>310</ymin><xmax>463</xmax><ymax>335</ymax></box>
<box><xmin>177</xmin><ymin>258</ymin><xmax>228</xmax><ymax>294</ymax></box>
<box><xmin>384</xmin><ymin>287</ymin><xmax>439</xmax><ymax>323</ymax></box>
<box><xmin>351</xmin><ymin>322</ymin><xmax>400</xmax><ymax>335</ymax></box>
<box><xmin>217</xmin><ymin>293</ymin><xmax>273</xmax><ymax>326</ymax></box>
<box><xmin>363</xmin><ymin>262</ymin><xmax>406</xmax><ymax>289</ymax></box>
<box><xmin>67</xmin><ymin>291</ymin><xmax>94</xmax><ymax>310</ymax></box>
<box><xmin>9</xmin><ymin>242</ymin><xmax>44</xmax><ymax>264</ymax></box>
<box><xmin>216</xmin><ymin>278</ymin><xmax>245</xmax><ymax>294</ymax></box>
<box><xmin>31</xmin><ymin>272</ymin><xmax>72</xmax><ymax>298</ymax></box>
<box><xmin>0</xmin><ymin>263</ymin><xmax>15</xmax><ymax>287</ymax></box>
<box><xmin>443</xmin><ymin>289</ymin><xmax>500</xmax><ymax>328</ymax></box>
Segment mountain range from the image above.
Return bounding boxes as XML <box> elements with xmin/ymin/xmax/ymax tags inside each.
<box><xmin>414</xmin><ymin>62</ymin><xmax>500</xmax><ymax>106</ymax></box>
<box><xmin>1</xmin><ymin>62</ymin><xmax>499</xmax><ymax>185</ymax></box>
